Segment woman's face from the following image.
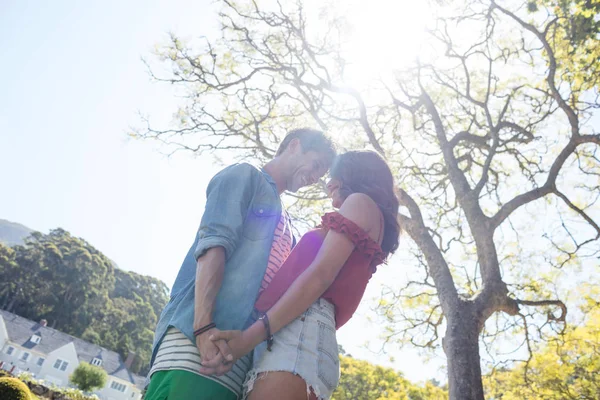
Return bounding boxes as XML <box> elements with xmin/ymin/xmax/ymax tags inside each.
<box><xmin>326</xmin><ymin>177</ymin><xmax>344</xmax><ymax>209</ymax></box>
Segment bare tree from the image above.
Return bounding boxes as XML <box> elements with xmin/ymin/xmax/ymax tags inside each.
<box><xmin>137</xmin><ymin>0</ymin><xmax>600</xmax><ymax>398</ymax></box>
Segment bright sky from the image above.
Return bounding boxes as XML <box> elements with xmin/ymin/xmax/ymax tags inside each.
<box><xmin>0</xmin><ymin>0</ymin><xmax>443</xmax><ymax>383</ymax></box>
<box><xmin>0</xmin><ymin>0</ymin><xmax>221</xmax><ymax>289</ymax></box>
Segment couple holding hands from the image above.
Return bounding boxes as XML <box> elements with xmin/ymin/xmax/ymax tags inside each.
<box><xmin>144</xmin><ymin>128</ymin><xmax>400</xmax><ymax>400</ymax></box>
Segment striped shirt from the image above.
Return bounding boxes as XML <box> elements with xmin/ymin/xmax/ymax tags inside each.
<box><xmin>149</xmin><ymin>327</ymin><xmax>252</xmax><ymax>397</ymax></box>
<box><xmin>259</xmin><ymin>211</ymin><xmax>293</xmax><ymax>293</ymax></box>
<box><xmin>148</xmin><ymin>211</ymin><xmax>292</xmax><ymax>398</ymax></box>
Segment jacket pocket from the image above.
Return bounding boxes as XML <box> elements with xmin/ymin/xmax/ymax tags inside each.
<box><xmin>243</xmin><ymin>203</ymin><xmax>278</xmax><ymax>241</ymax></box>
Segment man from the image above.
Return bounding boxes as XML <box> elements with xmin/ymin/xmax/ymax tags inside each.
<box><xmin>144</xmin><ymin>129</ymin><xmax>336</xmax><ymax>400</ymax></box>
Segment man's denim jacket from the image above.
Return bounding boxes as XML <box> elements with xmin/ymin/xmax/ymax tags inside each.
<box><xmin>149</xmin><ymin>163</ymin><xmax>284</xmax><ymax>367</ymax></box>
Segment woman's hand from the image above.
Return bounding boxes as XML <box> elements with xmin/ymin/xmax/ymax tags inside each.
<box><xmin>198</xmin><ymin>329</ymin><xmax>254</xmax><ymax>375</ymax></box>
<box><xmin>211</xmin><ymin>330</ymin><xmax>247</xmax><ymax>359</ymax></box>
<box><xmin>195</xmin><ymin>328</ymin><xmax>234</xmax><ymax>376</ymax></box>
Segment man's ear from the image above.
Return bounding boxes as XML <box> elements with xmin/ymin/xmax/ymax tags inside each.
<box><xmin>287</xmin><ymin>137</ymin><xmax>302</xmax><ymax>154</ymax></box>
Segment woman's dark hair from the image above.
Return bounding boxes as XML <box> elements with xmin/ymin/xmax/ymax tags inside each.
<box><xmin>330</xmin><ymin>150</ymin><xmax>400</xmax><ymax>255</ymax></box>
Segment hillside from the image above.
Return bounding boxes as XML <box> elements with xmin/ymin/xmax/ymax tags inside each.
<box><xmin>0</xmin><ymin>218</ymin><xmax>119</xmax><ymax>268</ymax></box>
<box><xmin>0</xmin><ymin>219</ymin><xmax>34</xmax><ymax>246</ymax></box>
<box><xmin>0</xmin><ymin>224</ymin><xmax>169</xmax><ymax>374</ymax></box>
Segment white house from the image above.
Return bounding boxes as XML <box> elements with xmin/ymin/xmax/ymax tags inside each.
<box><xmin>0</xmin><ymin>310</ymin><xmax>144</xmax><ymax>400</ymax></box>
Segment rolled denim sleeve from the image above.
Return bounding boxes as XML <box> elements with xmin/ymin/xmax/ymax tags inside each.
<box><xmin>194</xmin><ymin>163</ymin><xmax>257</xmax><ymax>260</ymax></box>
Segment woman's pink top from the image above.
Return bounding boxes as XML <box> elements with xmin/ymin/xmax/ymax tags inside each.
<box><xmin>254</xmin><ymin>212</ymin><xmax>386</xmax><ymax>329</ymax></box>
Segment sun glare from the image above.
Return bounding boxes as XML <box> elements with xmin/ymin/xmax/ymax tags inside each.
<box><xmin>341</xmin><ymin>0</ymin><xmax>430</xmax><ymax>87</ymax></box>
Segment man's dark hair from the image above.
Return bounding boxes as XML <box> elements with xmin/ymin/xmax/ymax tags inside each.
<box><xmin>276</xmin><ymin>128</ymin><xmax>336</xmax><ymax>163</ymax></box>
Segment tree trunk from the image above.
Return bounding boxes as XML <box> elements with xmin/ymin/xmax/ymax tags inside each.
<box><xmin>444</xmin><ymin>305</ymin><xmax>485</xmax><ymax>400</ymax></box>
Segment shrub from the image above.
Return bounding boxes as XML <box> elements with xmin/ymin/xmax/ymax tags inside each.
<box><xmin>17</xmin><ymin>372</ymin><xmax>34</xmax><ymax>383</ymax></box>
<box><xmin>0</xmin><ymin>377</ymin><xmax>32</xmax><ymax>400</ymax></box>
<box><xmin>61</xmin><ymin>387</ymin><xmax>99</xmax><ymax>400</ymax></box>
<box><xmin>69</xmin><ymin>363</ymin><xmax>107</xmax><ymax>392</ymax></box>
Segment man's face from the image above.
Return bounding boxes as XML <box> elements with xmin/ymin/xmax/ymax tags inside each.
<box><xmin>286</xmin><ymin>144</ymin><xmax>330</xmax><ymax>193</ymax></box>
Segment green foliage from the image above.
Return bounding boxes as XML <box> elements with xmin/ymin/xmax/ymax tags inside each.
<box><xmin>16</xmin><ymin>373</ymin><xmax>34</xmax><ymax>384</ymax></box>
<box><xmin>333</xmin><ymin>356</ymin><xmax>447</xmax><ymax>400</ymax></box>
<box><xmin>484</xmin><ymin>296</ymin><xmax>600</xmax><ymax>399</ymax></box>
<box><xmin>0</xmin><ymin>230</ymin><xmax>170</xmax><ymax>374</ymax></box>
<box><xmin>528</xmin><ymin>0</ymin><xmax>600</xmax><ymax>91</ymax></box>
<box><xmin>140</xmin><ymin>0</ymin><xmax>599</xmax><ymax>395</ymax></box>
<box><xmin>18</xmin><ymin>373</ymin><xmax>98</xmax><ymax>400</ymax></box>
<box><xmin>58</xmin><ymin>387</ymin><xmax>99</xmax><ymax>400</ymax></box>
<box><xmin>69</xmin><ymin>363</ymin><xmax>108</xmax><ymax>392</ymax></box>
<box><xmin>533</xmin><ymin>0</ymin><xmax>600</xmax><ymax>44</ymax></box>
<box><xmin>0</xmin><ymin>377</ymin><xmax>32</xmax><ymax>400</ymax></box>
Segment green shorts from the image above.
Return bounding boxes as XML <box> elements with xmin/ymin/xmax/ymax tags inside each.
<box><xmin>144</xmin><ymin>370</ymin><xmax>238</xmax><ymax>400</ymax></box>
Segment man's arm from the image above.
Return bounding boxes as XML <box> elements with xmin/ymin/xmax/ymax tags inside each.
<box><xmin>192</xmin><ymin>164</ymin><xmax>257</xmax><ymax>373</ymax></box>
<box><xmin>194</xmin><ymin>247</ymin><xmax>225</xmax><ymax>331</ymax></box>
<box><xmin>193</xmin><ymin>163</ymin><xmax>257</xmax><ymax>261</ymax></box>
<box><xmin>194</xmin><ymin>247</ymin><xmax>233</xmax><ymax>372</ymax></box>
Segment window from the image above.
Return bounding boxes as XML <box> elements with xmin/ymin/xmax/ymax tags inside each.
<box><xmin>30</xmin><ymin>334</ymin><xmax>41</xmax><ymax>344</ymax></box>
<box><xmin>110</xmin><ymin>381</ymin><xmax>127</xmax><ymax>392</ymax></box>
<box><xmin>53</xmin><ymin>359</ymin><xmax>69</xmax><ymax>371</ymax></box>
<box><xmin>91</xmin><ymin>357</ymin><xmax>102</xmax><ymax>367</ymax></box>
<box><xmin>20</xmin><ymin>352</ymin><xmax>30</xmax><ymax>362</ymax></box>
<box><xmin>6</xmin><ymin>346</ymin><xmax>15</xmax><ymax>355</ymax></box>
<box><xmin>37</xmin><ymin>357</ymin><xmax>45</xmax><ymax>367</ymax></box>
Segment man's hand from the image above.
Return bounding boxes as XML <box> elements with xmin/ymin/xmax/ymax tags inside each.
<box><xmin>193</xmin><ymin>247</ymin><xmax>230</xmax><ymax>375</ymax></box>
<box><xmin>196</xmin><ymin>328</ymin><xmax>234</xmax><ymax>376</ymax></box>
<box><xmin>199</xmin><ymin>329</ymin><xmax>250</xmax><ymax>375</ymax></box>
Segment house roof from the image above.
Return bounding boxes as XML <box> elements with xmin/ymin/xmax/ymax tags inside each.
<box><xmin>0</xmin><ymin>310</ymin><xmax>145</xmax><ymax>389</ymax></box>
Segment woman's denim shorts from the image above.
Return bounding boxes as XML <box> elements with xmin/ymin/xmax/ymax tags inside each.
<box><xmin>244</xmin><ymin>298</ymin><xmax>340</xmax><ymax>399</ymax></box>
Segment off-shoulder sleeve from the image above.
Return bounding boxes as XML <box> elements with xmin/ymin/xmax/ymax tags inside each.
<box><xmin>321</xmin><ymin>212</ymin><xmax>386</xmax><ymax>268</ymax></box>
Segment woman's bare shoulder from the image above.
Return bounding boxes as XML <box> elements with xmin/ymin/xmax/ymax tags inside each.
<box><xmin>337</xmin><ymin>193</ymin><xmax>381</xmax><ymax>238</ymax></box>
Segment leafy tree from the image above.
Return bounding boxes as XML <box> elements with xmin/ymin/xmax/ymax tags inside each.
<box><xmin>112</xmin><ymin>269</ymin><xmax>169</xmax><ymax>322</ymax></box>
<box><xmin>0</xmin><ymin>230</ymin><xmax>169</xmax><ymax>374</ymax></box>
<box><xmin>81</xmin><ymin>328</ymin><xmax>102</xmax><ymax>345</ymax></box>
<box><xmin>338</xmin><ymin>344</ymin><xmax>350</xmax><ymax>357</ymax></box>
<box><xmin>1</xmin><ymin>229</ymin><xmax>116</xmax><ymax>332</ymax></box>
<box><xmin>137</xmin><ymin>0</ymin><xmax>600</xmax><ymax>398</ymax></box>
<box><xmin>333</xmin><ymin>356</ymin><xmax>447</xmax><ymax>400</ymax></box>
<box><xmin>70</xmin><ymin>362</ymin><xmax>108</xmax><ymax>392</ymax></box>
<box><xmin>0</xmin><ymin>244</ymin><xmax>20</xmax><ymax>311</ymax></box>
<box><xmin>484</xmin><ymin>291</ymin><xmax>600</xmax><ymax>399</ymax></box>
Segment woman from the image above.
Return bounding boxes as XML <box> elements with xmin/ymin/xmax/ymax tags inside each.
<box><xmin>204</xmin><ymin>150</ymin><xmax>400</xmax><ymax>399</ymax></box>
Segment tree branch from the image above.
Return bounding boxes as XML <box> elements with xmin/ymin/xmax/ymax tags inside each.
<box><xmin>554</xmin><ymin>190</ymin><xmax>600</xmax><ymax>239</ymax></box>
<box><xmin>516</xmin><ymin>299</ymin><xmax>567</xmax><ymax>323</ymax></box>
<box><xmin>492</xmin><ymin>3</ymin><xmax>579</xmax><ymax>134</ymax></box>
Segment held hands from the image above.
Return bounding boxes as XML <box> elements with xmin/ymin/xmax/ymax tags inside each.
<box><xmin>198</xmin><ymin>329</ymin><xmax>252</xmax><ymax>376</ymax></box>
<box><xmin>195</xmin><ymin>328</ymin><xmax>234</xmax><ymax>376</ymax></box>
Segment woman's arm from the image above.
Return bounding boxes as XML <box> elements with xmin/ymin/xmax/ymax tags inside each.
<box><xmin>225</xmin><ymin>193</ymin><xmax>378</xmax><ymax>359</ymax></box>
